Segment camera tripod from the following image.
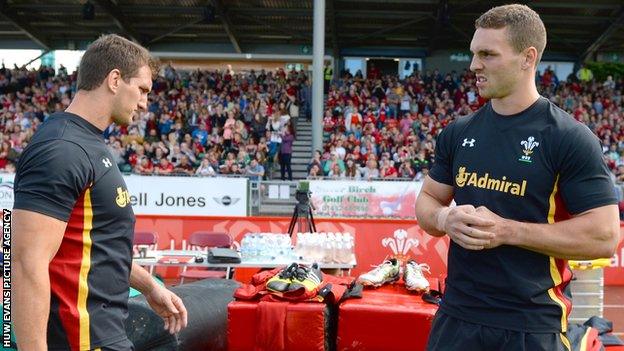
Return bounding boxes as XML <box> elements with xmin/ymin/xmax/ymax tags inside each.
<box><xmin>287</xmin><ymin>197</ymin><xmax>317</xmax><ymax>237</ymax></box>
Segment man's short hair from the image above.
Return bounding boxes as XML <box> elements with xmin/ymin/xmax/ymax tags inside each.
<box><xmin>475</xmin><ymin>4</ymin><xmax>547</xmax><ymax>64</ymax></box>
<box><xmin>77</xmin><ymin>34</ymin><xmax>159</xmax><ymax>91</ymax></box>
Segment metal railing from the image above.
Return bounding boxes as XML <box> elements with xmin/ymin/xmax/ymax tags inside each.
<box><xmin>250</xmin><ymin>180</ymin><xmax>299</xmax><ymax>216</ymax></box>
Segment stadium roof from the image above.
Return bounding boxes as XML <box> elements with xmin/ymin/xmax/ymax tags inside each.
<box><xmin>0</xmin><ymin>0</ymin><xmax>623</xmax><ymax>60</ymax></box>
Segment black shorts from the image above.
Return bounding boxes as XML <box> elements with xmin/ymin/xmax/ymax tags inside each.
<box><xmin>426</xmin><ymin>311</ymin><xmax>571</xmax><ymax>351</ymax></box>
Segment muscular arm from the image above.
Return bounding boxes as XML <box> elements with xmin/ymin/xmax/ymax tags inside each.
<box><xmin>487</xmin><ymin>204</ymin><xmax>620</xmax><ymax>260</ymax></box>
<box><xmin>416</xmin><ymin>176</ymin><xmax>495</xmax><ymax>249</ymax></box>
<box><xmin>415</xmin><ymin>176</ymin><xmax>454</xmax><ymax>237</ymax></box>
<box><xmin>12</xmin><ymin>210</ymin><xmax>66</xmax><ymax>351</ymax></box>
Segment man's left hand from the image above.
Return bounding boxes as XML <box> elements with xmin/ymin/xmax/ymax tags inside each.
<box><xmin>473</xmin><ymin>206</ymin><xmax>514</xmax><ymax>249</ymax></box>
<box><xmin>144</xmin><ymin>285</ymin><xmax>188</xmax><ymax>334</ymax></box>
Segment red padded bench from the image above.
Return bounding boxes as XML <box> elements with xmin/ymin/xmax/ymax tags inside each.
<box><xmin>337</xmin><ymin>282</ymin><xmax>439</xmax><ymax>351</ymax></box>
<box><xmin>228</xmin><ymin>300</ymin><xmax>334</xmax><ymax>351</ymax></box>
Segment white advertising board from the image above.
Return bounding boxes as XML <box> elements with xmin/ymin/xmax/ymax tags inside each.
<box><xmin>1</xmin><ymin>173</ymin><xmax>248</xmax><ymax>217</ymax></box>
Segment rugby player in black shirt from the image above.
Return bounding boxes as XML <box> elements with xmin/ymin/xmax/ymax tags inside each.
<box><xmin>416</xmin><ymin>4</ymin><xmax>619</xmax><ymax>351</ymax></box>
<box><xmin>13</xmin><ymin>34</ymin><xmax>187</xmax><ymax>350</ymax></box>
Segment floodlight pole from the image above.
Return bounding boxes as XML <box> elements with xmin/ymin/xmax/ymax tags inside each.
<box><xmin>312</xmin><ymin>0</ymin><xmax>325</xmax><ymax>154</ymax></box>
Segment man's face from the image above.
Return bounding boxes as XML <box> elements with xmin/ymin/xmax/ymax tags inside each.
<box><xmin>469</xmin><ymin>27</ymin><xmax>525</xmax><ymax>99</ymax></box>
<box><xmin>112</xmin><ymin>65</ymin><xmax>152</xmax><ymax>126</ymax></box>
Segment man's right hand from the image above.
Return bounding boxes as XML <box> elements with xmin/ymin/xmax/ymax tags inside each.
<box><xmin>438</xmin><ymin>205</ymin><xmax>496</xmax><ymax>250</ymax></box>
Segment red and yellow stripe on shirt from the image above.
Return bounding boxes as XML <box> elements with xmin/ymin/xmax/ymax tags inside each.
<box><xmin>546</xmin><ymin>176</ymin><xmax>573</xmax><ymax>341</ymax></box>
<box><xmin>49</xmin><ymin>187</ymin><xmax>94</xmax><ymax>351</ymax></box>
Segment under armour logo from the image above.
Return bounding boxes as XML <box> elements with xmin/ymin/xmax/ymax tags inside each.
<box><xmin>102</xmin><ymin>158</ymin><xmax>112</xmax><ymax>168</ymax></box>
<box><xmin>462</xmin><ymin>138</ymin><xmax>476</xmax><ymax>147</ymax></box>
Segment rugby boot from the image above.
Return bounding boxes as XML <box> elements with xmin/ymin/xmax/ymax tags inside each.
<box><xmin>404</xmin><ymin>259</ymin><xmax>431</xmax><ymax>293</ymax></box>
<box><xmin>266</xmin><ymin>262</ymin><xmax>298</xmax><ymax>292</ymax></box>
<box><xmin>357</xmin><ymin>257</ymin><xmax>401</xmax><ymax>288</ymax></box>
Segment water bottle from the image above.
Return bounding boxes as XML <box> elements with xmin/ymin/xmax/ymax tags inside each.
<box><xmin>248</xmin><ymin>233</ymin><xmax>258</xmax><ymax>261</ymax></box>
<box><xmin>323</xmin><ymin>239</ymin><xmax>334</xmax><ymax>263</ymax></box>
<box><xmin>333</xmin><ymin>241</ymin><xmax>343</xmax><ymax>263</ymax></box>
<box><xmin>342</xmin><ymin>232</ymin><xmax>354</xmax><ymax>263</ymax></box>
<box><xmin>240</xmin><ymin>234</ymin><xmax>250</xmax><ymax>260</ymax></box>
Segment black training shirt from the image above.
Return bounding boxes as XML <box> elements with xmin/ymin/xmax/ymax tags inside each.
<box><xmin>429</xmin><ymin>97</ymin><xmax>617</xmax><ymax>333</ymax></box>
<box><xmin>14</xmin><ymin>112</ymin><xmax>135</xmax><ymax>350</ymax></box>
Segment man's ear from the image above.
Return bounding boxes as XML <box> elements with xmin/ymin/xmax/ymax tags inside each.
<box><xmin>522</xmin><ymin>47</ymin><xmax>538</xmax><ymax>71</ymax></box>
<box><xmin>107</xmin><ymin>69</ymin><xmax>122</xmax><ymax>93</ymax></box>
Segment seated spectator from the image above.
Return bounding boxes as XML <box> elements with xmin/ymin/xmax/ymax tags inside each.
<box><xmin>398</xmin><ymin>160</ymin><xmax>416</xmax><ymax>179</ymax></box>
<box><xmin>237</xmin><ymin>150</ymin><xmax>251</xmax><ymax>168</ymax></box>
<box><xmin>196</xmin><ymin>158</ymin><xmax>216</xmax><ymax>177</ymax></box>
<box><xmin>334</xmin><ymin>139</ymin><xmax>347</xmax><ymax>160</ymax></box>
<box><xmin>192</xmin><ymin>123</ymin><xmax>209</xmax><ymax>146</ymax></box>
<box><xmin>144</xmin><ymin>128</ymin><xmax>160</xmax><ymax>144</ymax></box>
<box><xmin>307</xmin><ymin>164</ymin><xmax>323</xmax><ymax>179</ymax></box>
<box><xmin>323</xmin><ymin>151</ymin><xmax>345</xmax><ymax>175</ymax></box>
<box><xmin>415</xmin><ymin>165</ymin><xmax>430</xmax><ymax>181</ymax></box>
<box><xmin>251</xmin><ymin>113</ymin><xmax>267</xmax><ymax>141</ymax></box>
<box><xmin>3</xmin><ymin>161</ymin><xmax>16</xmax><ymax>173</ymax></box>
<box><xmin>323</xmin><ymin>110</ymin><xmax>336</xmax><ymax>133</ymax></box>
<box><xmin>180</xmin><ymin>142</ymin><xmax>197</xmax><ymax>165</ymax></box>
<box><xmin>133</xmin><ymin>153</ymin><xmax>152</xmax><ymax>173</ymax></box>
<box><xmin>0</xmin><ymin>140</ymin><xmax>17</xmax><ymax>170</ymax></box>
<box><xmin>245</xmin><ymin>137</ymin><xmax>258</xmax><ymax>155</ymax></box>
<box><xmin>344</xmin><ymin>158</ymin><xmax>359</xmax><ymax>179</ymax></box>
<box><xmin>154</xmin><ymin>158</ymin><xmax>174</xmax><ymax>175</ymax></box>
<box><xmin>380</xmin><ymin>159</ymin><xmax>398</xmax><ymax>178</ymax></box>
<box><xmin>307</xmin><ymin>150</ymin><xmax>323</xmax><ymax>174</ymax></box>
<box><xmin>359</xmin><ymin>159</ymin><xmax>380</xmax><ymax>180</ymax></box>
<box><xmin>245</xmin><ymin>158</ymin><xmax>265</xmax><ymax>181</ymax></box>
<box><xmin>128</xmin><ymin>144</ymin><xmax>147</xmax><ymax>169</ymax></box>
<box><xmin>234</xmin><ymin>120</ymin><xmax>248</xmax><ymax>141</ymax></box>
<box><xmin>108</xmin><ymin>139</ymin><xmax>127</xmax><ymax>170</ymax></box>
<box><xmin>220</xmin><ymin>152</ymin><xmax>237</xmax><ymax>171</ymax></box>
<box><xmin>328</xmin><ymin>162</ymin><xmax>345</xmax><ymax>179</ymax></box>
<box><xmin>173</xmin><ymin>155</ymin><xmax>194</xmax><ymax>175</ymax></box>
<box><xmin>207</xmin><ymin>152</ymin><xmax>220</xmax><ymax>171</ymax></box>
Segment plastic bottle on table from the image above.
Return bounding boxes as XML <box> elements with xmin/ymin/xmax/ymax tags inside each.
<box><xmin>240</xmin><ymin>234</ymin><xmax>250</xmax><ymax>260</ymax></box>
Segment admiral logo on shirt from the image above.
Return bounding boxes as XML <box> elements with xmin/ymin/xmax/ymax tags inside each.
<box><xmin>456</xmin><ymin>167</ymin><xmax>527</xmax><ymax>197</ymax></box>
<box><xmin>115</xmin><ymin>187</ymin><xmax>131</xmax><ymax>207</ymax></box>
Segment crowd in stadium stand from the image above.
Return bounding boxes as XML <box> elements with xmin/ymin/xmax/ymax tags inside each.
<box><xmin>1</xmin><ymin>62</ymin><xmax>624</xmax><ymax>199</ymax></box>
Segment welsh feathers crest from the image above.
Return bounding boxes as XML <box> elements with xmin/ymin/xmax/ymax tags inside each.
<box><xmin>381</xmin><ymin>229</ymin><xmax>419</xmax><ymax>262</ymax></box>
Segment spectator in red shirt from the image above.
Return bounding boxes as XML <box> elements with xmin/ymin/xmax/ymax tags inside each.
<box><xmin>154</xmin><ymin>158</ymin><xmax>174</xmax><ymax>174</ymax></box>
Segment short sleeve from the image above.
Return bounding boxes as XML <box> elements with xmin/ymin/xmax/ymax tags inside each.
<box><xmin>13</xmin><ymin>140</ymin><xmax>93</xmax><ymax>222</ymax></box>
<box><xmin>557</xmin><ymin>125</ymin><xmax>617</xmax><ymax>215</ymax></box>
<box><xmin>429</xmin><ymin>122</ymin><xmax>455</xmax><ymax>185</ymax></box>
